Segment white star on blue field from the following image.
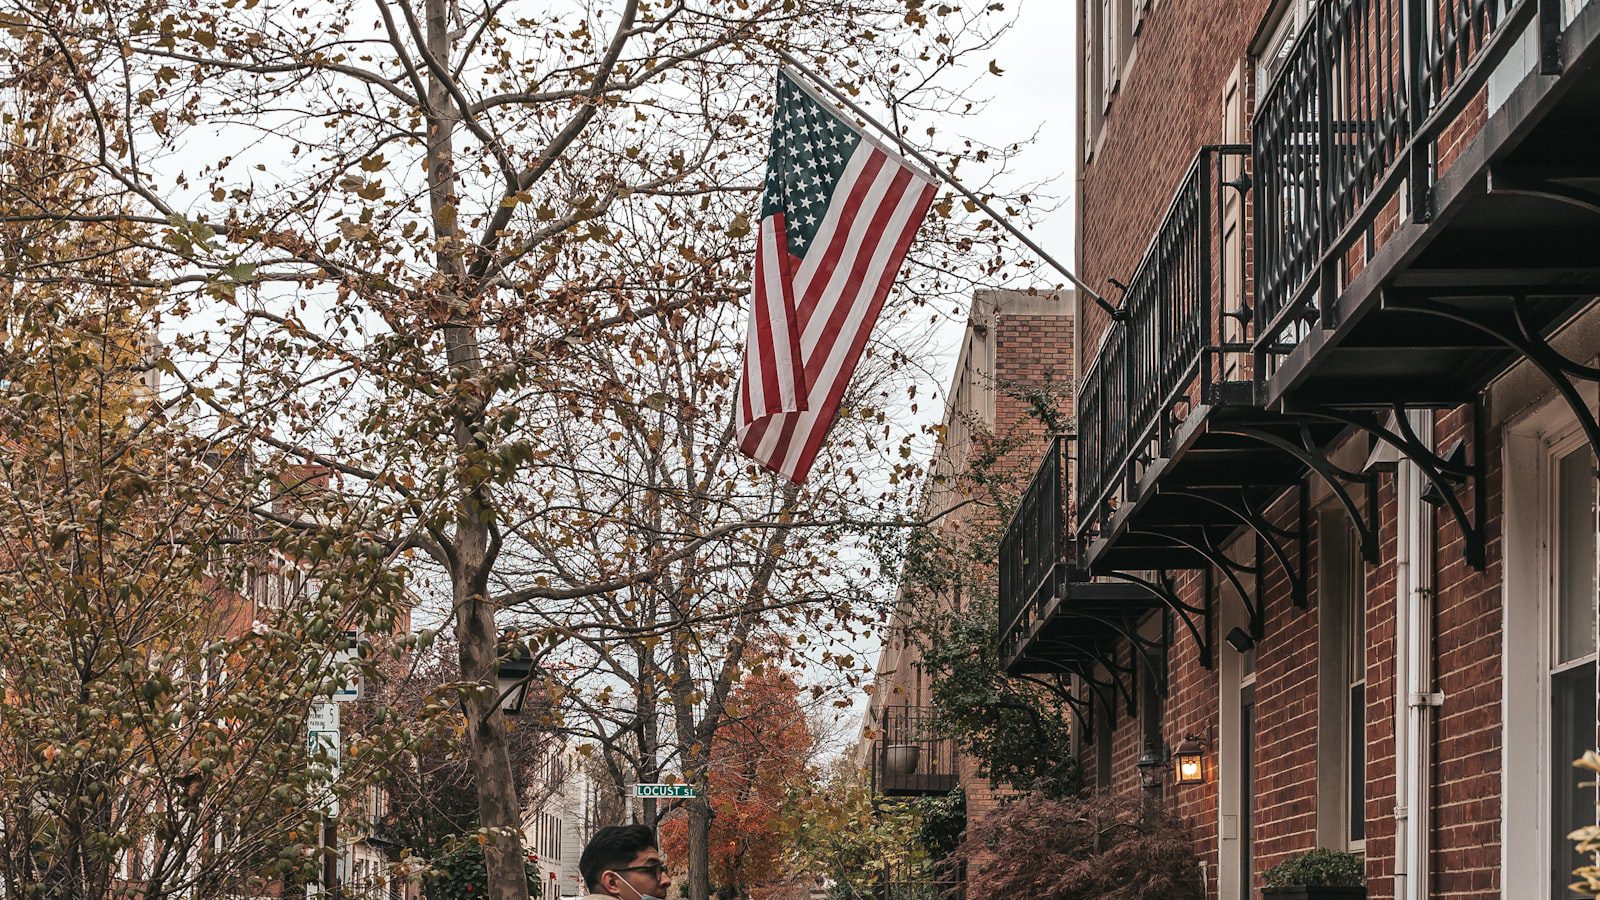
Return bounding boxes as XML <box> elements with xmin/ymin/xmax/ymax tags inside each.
<box><xmin>760</xmin><ymin>72</ymin><xmax>863</xmax><ymax>258</ymax></box>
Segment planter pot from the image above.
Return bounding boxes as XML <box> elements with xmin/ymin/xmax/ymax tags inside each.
<box><xmin>884</xmin><ymin>743</ymin><xmax>922</xmax><ymax>776</ymax></box>
<box><xmin>1262</xmin><ymin>888</ymin><xmax>1366</xmax><ymax>900</ymax></box>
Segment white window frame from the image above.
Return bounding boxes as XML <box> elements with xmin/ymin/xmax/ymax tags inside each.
<box><xmin>1316</xmin><ymin>512</ymin><xmax>1368</xmax><ymax>854</ymax></box>
<box><xmin>1100</xmin><ymin>0</ymin><xmax>1120</xmax><ymax>111</ymax></box>
<box><xmin>1503</xmin><ymin>402</ymin><xmax>1600</xmax><ymax>897</ymax></box>
<box><xmin>1254</xmin><ymin>0</ymin><xmax>1311</xmax><ymax>102</ymax></box>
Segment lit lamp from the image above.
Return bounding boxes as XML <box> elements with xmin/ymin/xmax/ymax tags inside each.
<box><xmin>1173</xmin><ymin>735</ymin><xmax>1207</xmax><ymax>785</ymax></box>
<box><xmin>495</xmin><ymin>638</ymin><xmax>534</xmax><ymax>716</ymax></box>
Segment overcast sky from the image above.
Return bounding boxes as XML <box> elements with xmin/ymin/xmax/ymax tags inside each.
<box><xmin>958</xmin><ymin>1</ymin><xmax>1079</xmax><ymax>271</ymax></box>
<box><xmin>825</xmin><ymin>1</ymin><xmax>1081</xmax><ymax>749</ymax></box>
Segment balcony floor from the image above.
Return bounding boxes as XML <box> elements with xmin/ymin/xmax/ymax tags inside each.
<box><xmin>1081</xmin><ymin>403</ymin><xmax>1342</xmax><ymax>573</ymax></box>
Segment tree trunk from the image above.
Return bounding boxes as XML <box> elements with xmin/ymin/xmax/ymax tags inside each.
<box><xmin>685</xmin><ymin>794</ymin><xmax>713</xmax><ymax>900</ymax></box>
<box><xmin>419</xmin><ymin>0</ymin><xmax>527</xmax><ymax>892</ymax></box>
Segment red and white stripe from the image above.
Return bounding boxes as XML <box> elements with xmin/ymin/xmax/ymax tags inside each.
<box><xmin>738</xmin><ymin>215</ymin><xmax>805</xmax><ymax>424</ymax></box>
<box><xmin>735</xmin><ymin>143</ymin><xmax>937</xmax><ymax>484</ymax></box>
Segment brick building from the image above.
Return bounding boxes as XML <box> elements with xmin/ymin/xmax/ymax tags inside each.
<box><xmin>997</xmin><ymin>1</ymin><xmax>1600</xmax><ymax>898</ymax></box>
<box><xmin>859</xmin><ymin>288</ymin><xmax>1074</xmax><ymax>889</ymax></box>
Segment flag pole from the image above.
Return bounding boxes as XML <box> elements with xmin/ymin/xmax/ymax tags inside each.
<box><xmin>775</xmin><ymin>49</ymin><xmax>1123</xmax><ymax>320</ymax></box>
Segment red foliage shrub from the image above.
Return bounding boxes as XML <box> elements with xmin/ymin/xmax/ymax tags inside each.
<box><xmin>957</xmin><ymin>792</ymin><xmax>1203</xmax><ymax>899</ymax></box>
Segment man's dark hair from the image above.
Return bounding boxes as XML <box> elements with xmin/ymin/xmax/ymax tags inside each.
<box><xmin>579</xmin><ymin>824</ymin><xmax>659</xmax><ymax>892</ymax></box>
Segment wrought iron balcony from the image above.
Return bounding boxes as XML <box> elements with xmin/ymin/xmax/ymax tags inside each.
<box><xmin>870</xmin><ymin>705</ymin><xmax>958</xmax><ymax>798</ymax></box>
<box><xmin>996</xmin><ymin>435</ymin><xmax>1187</xmax><ymax>679</ymax></box>
<box><xmin>1252</xmin><ymin>0</ymin><xmax>1572</xmax><ymax>371</ymax></box>
<box><xmin>1242</xmin><ymin>0</ymin><xmax>1600</xmax><ymax>540</ymax></box>
<box><xmin>997</xmin><ymin>435</ymin><xmax>1071</xmax><ymax>667</ymax></box>
<box><xmin>1076</xmin><ymin>146</ymin><xmax>1252</xmax><ymax>548</ymax></box>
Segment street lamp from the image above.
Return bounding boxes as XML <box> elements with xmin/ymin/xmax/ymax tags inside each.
<box><xmin>496</xmin><ymin>638</ymin><xmax>534</xmax><ymax>716</ymax></box>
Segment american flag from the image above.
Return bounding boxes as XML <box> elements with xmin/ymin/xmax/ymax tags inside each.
<box><xmin>735</xmin><ymin>70</ymin><xmax>937</xmax><ymax>483</ymax></box>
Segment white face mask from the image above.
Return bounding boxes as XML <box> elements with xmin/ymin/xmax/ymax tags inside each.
<box><xmin>604</xmin><ymin>870</ymin><xmax>663</xmax><ymax>900</ymax></box>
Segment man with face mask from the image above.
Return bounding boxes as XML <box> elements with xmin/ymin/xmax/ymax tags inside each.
<box><xmin>577</xmin><ymin>824</ymin><xmax>672</xmax><ymax>900</ymax></box>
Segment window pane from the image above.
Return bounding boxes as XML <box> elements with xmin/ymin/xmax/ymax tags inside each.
<box><xmin>1349</xmin><ymin>681</ymin><xmax>1365</xmax><ymax>842</ymax></box>
<box><xmin>1241</xmin><ymin>685</ymin><xmax>1255</xmax><ymax>900</ymax></box>
<box><xmin>1551</xmin><ymin>661</ymin><xmax>1597</xmax><ymax>898</ymax></box>
<box><xmin>1557</xmin><ymin>449</ymin><xmax>1598</xmax><ymax>665</ymax></box>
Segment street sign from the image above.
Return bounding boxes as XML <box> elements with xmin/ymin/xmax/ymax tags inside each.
<box><xmin>307</xmin><ymin>730</ymin><xmax>340</xmax><ymax>774</ymax></box>
<box><xmin>331</xmin><ymin>630</ymin><xmax>363</xmax><ymax>701</ymax></box>
<box><xmin>306</xmin><ymin>701</ymin><xmax>341</xmax><ymax>815</ymax></box>
<box><xmin>307</xmin><ymin>700</ymin><xmax>339</xmax><ymax>733</ymax></box>
<box><xmin>632</xmin><ymin>783</ymin><xmax>699</xmax><ymax>798</ymax></box>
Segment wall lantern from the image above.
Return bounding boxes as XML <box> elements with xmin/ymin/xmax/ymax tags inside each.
<box><xmin>1173</xmin><ymin>735</ymin><xmax>1207</xmax><ymax>785</ymax></box>
<box><xmin>1135</xmin><ymin>745</ymin><xmax>1168</xmax><ymax>791</ymax></box>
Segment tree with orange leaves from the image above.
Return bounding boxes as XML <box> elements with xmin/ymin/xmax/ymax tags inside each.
<box><xmin>659</xmin><ymin>664</ymin><xmax>814</xmax><ymax>900</ymax></box>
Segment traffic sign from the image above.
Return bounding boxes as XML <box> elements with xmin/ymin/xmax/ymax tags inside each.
<box><xmin>632</xmin><ymin>783</ymin><xmax>698</xmax><ymax>798</ymax></box>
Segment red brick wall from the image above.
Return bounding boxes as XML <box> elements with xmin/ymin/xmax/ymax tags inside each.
<box><xmin>1073</xmin><ymin>0</ymin><xmax>1520</xmax><ymax>896</ymax></box>
<box><xmin>1078</xmin><ymin>0</ymin><xmax>1276</xmax><ymax>356</ymax></box>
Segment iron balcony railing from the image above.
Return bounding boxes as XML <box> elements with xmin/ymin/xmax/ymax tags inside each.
<box><xmin>871</xmin><ymin>705</ymin><xmax>959</xmax><ymax>798</ymax></box>
<box><xmin>997</xmin><ymin>435</ymin><xmax>1071</xmax><ymax>656</ymax></box>
<box><xmin>1253</xmin><ymin>0</ymin><xmax>1539</xmax><ymax>353</ymax></box>
<box><xmin>1075</xmin><ymin>146</ymin><xmax>1251</xmax><ymax>542</ymax></box>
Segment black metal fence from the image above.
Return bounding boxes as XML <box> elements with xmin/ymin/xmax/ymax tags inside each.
<box><xmin>871</xmin><ymin>705</ymin><xmax>959</xmax><ymax>798</ymax></box>
<box><xmin>1253</xmin><ymin>0</ymin><xmax>1532</xmax><ymax>350</ymax></box>
<box><xmin>997</xmin><ymin>435</ymin><xmax>1071</xmax><ymax>654</ymax></box>
<box><xmin>1075</xmin><ymin>146</ymin><xmax>1250</xmax><ymax>542</ymax></box>
<box><xmin>879</xmin><ymin>859</ymin><xmax>965</xmax><ymax>900</ymax></box>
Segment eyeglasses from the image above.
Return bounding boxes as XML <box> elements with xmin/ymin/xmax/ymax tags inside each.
<box><xmin>614</xmin><ymin>862</ymin><xmax>669</xmax><ymax>880</ymax></box>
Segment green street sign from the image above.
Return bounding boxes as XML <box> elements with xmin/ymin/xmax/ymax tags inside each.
<box><xmin>632</xmin><ymin>783</ymin><xmax>699</xmax><ymax>798</ymax></box>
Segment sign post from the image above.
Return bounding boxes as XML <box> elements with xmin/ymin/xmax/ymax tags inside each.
<box><xmin>306</xmin><ymin>695</ymin><xmax>342</xmax><ymax>897</ymax></box>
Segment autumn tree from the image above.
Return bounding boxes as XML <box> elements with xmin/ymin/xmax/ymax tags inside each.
<box><xmin>784</xmin><ymin>764</ymin><xmax>924</xmax><ymax>900</ymax></box>
<box><xmin>497</xmin><ymin>200</ymin><xmax>922</xmax><ymax>898</ymax></box>
<box><xmin>0</xmin><ymin>54</ymin><xmax>410</xmax><ymax>898</ymax></box>
<box><xmin>10</xmin><ymin>0</ymin><xmax>1035</xmax><ymax>896</ymax></box>
<box><xmin>346</xmin><ymin>635</ymin><xmax>563</xmax><ymax>867</ymax></box>
<box><xmin>658</xmin><ymin>664</ymin><xmax>812</xmax><ymax>899</ymax></box>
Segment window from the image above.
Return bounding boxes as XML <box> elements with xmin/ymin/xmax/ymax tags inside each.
<box><xmin>1138</xmin><ymin>613</ymin><xmax>1167</xmax><ymax>787</ymax></box>
<box><xmin>1345</xmin><ymin>534</ymin><xmax>1367</xmax><ymax>848</ymax></box>
<box><xmin>1318</xmin><ymin>513</ymin><xmax>1367</xmax><ymax>851</ymax></box>
<box><xmin>1085</xmin><ymin>0</ymin><xmax>1139</xmax><ymax>155</ymax></box>
<box><xmin>1100</xmin><ymin>0</ymin><xmax>1119</xmax><ymax>108</ymax></box>
<box><xmin>1255</xmin><ymin>0</ymin><xmax>1311</xmax><ymax>99</ymax></box>
<box><xmin>1096</xmin><ymin>693</ymin><xmax>1114</xmax><ymax>791</ymax></box>
<box><xmin>1549</xmin><ymin>445</ymin><xmax>1597</xmax><ymax>898</ymax></box>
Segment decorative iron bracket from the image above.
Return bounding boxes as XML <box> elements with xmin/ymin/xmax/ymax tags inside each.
<box><xmin>1015</xmin><ymin>672</ymin><xmax>1096</xmax><ymax>736</ymax></box>
<box><xmin>1488</xmin><ymin>165</ymin><xmax>1600</xmax><ymax>216</ymax></box>
<box><xmin>1213</xmin><ymin>422</ymin><xmax>1382</xmax><ymax>565</ymax></box>
<box><xmin>1165</xmin><ymin>481</ymin><xmax>1310</xmax><ymax>608</ymax></box>
<box><xmin>1386</xmin><ymin>294</ymin><xmax>1600</xmax><ymax>466</ymax></box>
<box><xmin>1287</xmin><ymin>402</ymin><xmax>1488</xmax><ymax>571</ymax></box>
<box><xmin>1105</xmin><ymin>569</ymin><xmax>1216</xmax><ymax>671</ymax></box>
<box><xmin>1039</xmin><ymin>623</ymin><xmax>1160</xmax><ymax>718</ymax></box>
<box><xmin>1131</xmin><ymin>527</ymin><xmax>1266</xmax><ymax>641</ymax></box>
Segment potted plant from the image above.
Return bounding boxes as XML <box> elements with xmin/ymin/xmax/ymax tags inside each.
<box><xmin>1262</xmin><ymin>849</ymin><xmax>1365</xmax><ymax>899</ymax></box>
<box><xmin>884</xmin><ymin>743</ymin><xmax>922</xmax><ymax>775</ymax></box>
